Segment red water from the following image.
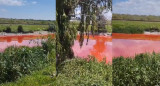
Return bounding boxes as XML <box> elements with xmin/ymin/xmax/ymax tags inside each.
<box><xmin>113</xmin><ymin>33</ymin><xmax>160</xmax><ymax>58</ymax></box>
<box><xmin>0</xmin><ymin>34</ymin><xmax>112</xmax><ymax>63</ymax></box>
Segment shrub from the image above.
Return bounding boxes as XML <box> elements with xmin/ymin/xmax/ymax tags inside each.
<box><xmin>47</xmin><ymin>24</ymin><xmax>55</xmax><ymax>32</ymax></box>
<box><xmin>17</xmin><ymin>25</ymin><xmax>24</xmax><ymax>33</ymax></box>
<box><xmin>0</xmin><ymin>37</ymin><xmax>56</xmax><ymax>84</ymax></box>
<box><xmin>113</xmin><ymin>53</ymin><xmax>160</xmax><ymax>86</ymax></box>
<box><xmin>54</xmin><ymin>58</ymin><xmax>112</xmax><ymax>86</ymax></box>
<box><xmin>3</xmin><ymin>26</ymin><xmax>11</xmax><ymax>33</ymax></box>
<box><xmin>0</xmin><ymin>46</ymin><xmax>49</xmax><ymax>83</ymax></box>
<box><xmin>106</xmin><ymin>25</ymin><xmax>112</xmax><ymax>33</ymax></box>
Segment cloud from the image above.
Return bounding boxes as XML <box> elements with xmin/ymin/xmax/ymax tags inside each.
<box><xmin>32</xmin><ymin>1</ymin><xmax>37</xmax><ymax>5</ymax></box>
<box><xmin>0</xmin><ymin>0</ymin><xmax>25</xmax><ymax>6</ymax></box>
<box><xmin>113</xmin><ymin>0</ymin><xmax>160</xmax><ymax>16</ymax></box>
<box><xmin>103</xmin><ymin>10</ymin><xmax>112</xmax><ymax>20</ymax></box>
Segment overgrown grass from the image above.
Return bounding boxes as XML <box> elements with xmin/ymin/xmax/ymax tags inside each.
<box><xmin>113</xmin><ymin>20</ymin><xmax>160</xmax><ymax>34</ymax></box>
<box><xmin>113</xmin><ymin>53</ymin><xmax>160</xmax><ymax>86</ymax></box>
<box><xmin>0</xmin><ymin>37</ymin><xmax>55</xmax><ymax>84</ymax></box>
<box><xmin>2</xmin><ymin>58</ymin><xmax>112</xmax><ymax>86</ymax></box>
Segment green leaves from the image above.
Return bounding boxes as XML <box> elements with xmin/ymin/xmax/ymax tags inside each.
<box><xmin>0</xmin><ymin>37</ymin><xmax>56</xmax><ymax>84</ymax></box>
<box><xmin>113</xmin><ymin>53</ymin><xmax>160</xmax><ymax>86</ymax></box>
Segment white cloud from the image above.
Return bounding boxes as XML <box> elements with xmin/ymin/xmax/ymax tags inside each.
<box><xmin>113</xmin><ymin>0</ymin><xmax>160</xmax><ymax>16</ymax></box>
<box><xmin>32</xmin><ymin>1</ymin><xmax>37</xmax><ymax>5</ymax></box>
<box><xmin>103</xmin><ymin>10</ymin><xmax>112</xmax><ymax>20</ymax></box>
<box><xmin>0</xmin><ymin>0</ymin><xmax>25</xmax><ymax>6</ymax></box>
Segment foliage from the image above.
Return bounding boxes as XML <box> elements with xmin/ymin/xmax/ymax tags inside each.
<box><xmin>56</xmin><ymin>0</ymin><xmax>112</xmax><ymax>75</ymax></box>
<box><xmin>113</xmin><ymin>14</ymin><xmax>160</xmax><ymax>22</ymax></box>
<box><xmin>47</xmin><ymin>24</ymin><xmax>56</xmax><ymax>32</ymax></box>
<box><xmin>0</xmin><ymin>37</ymin><xmax>56</xmax><ymax>84</ymax></box>
<box><xmin>17</xmin><ymin>25</ymin><xmax>24</xmax><ymax>33</ymax></box>
<box><xmin>113</xmin><ymin>53</ymin><xmax>160</xmax><ymax>86</ymax></box>
<box><xmin>0</xmin><ymin>24</ymin><xmax>50</xmax><ymax>33</ymax></box>
<box><xmin>2</xmin><ymin>58</ymin><xmax>112</xmax><ymax>86</ymax></box>
<box><xmin>105</xmin><ymin>25</ymin><xmax>112</xmax><ymax>33</ymax></box>
<box><xmin>55</xmin><ymin>58</ymin><xmax>112</xmax><ymax>86</ymax></box>
<box><xmin>3</xmin><ymin>26</ymin><xmax>11</xmax><ymax>33</ymax></box>
<box><xmin>113</xmin><ymin>20</ymin><xmax>160</xmax><ymax>34</ymax></box>
<box><xmin>0</xmin><ymin>18</ymin><xmax>55</xmax><ymax>25</ymax></box>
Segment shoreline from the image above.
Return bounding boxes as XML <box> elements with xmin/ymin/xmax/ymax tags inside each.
<box><xmin>0</xmin><ymin>31</ymin><xmax>112</xmax><ymax>37</ymax></box>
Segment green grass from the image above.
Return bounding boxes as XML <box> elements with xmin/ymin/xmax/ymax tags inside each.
<box><xmin>0</xmin><ymin>37</ymin><xmax>55</xmax><ymax>84</ymax></box>
<box><xmin>0</xmin><ymin>24</ymin><xmax>49</xmax><ymax>33</ymax></box>
<box><xmin>113</xmin><ymin>20</ymin><xmax>160</xmax><ymax>34</ymax></box>
<box><xmin>1</xmin><ymin>58</ymin><xmax>112</xmax><ymax>86</ymax></box>
<box><xmin>113</xmin><ymin>52</ymin><xmax>160</xmax><ymax>86</ymax></box>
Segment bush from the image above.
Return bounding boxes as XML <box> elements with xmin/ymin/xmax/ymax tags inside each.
<box><xmin>3</xmin><ymin>26</ymin><xmax>11</xmax><ymax>33</ymax></box>
<box><xmin>47</xmin><ymin>24</ymin><xmax>55</xmax><ymax>32</ymax></box>
<box><xmin>0</xmin><ymin>36</ymin><xmax>56</xmax><ymax>84</ymax></box>
<box><xmin>106</xmin><ymin>25</ymin><xmax>112</xmax><ymax>33</ymax></box>
<box><xmin>54</xmin><ymin>58</ymin><xmax>112</xmax><ymax>86</ymax></box>
<box><xmin>17</xmin><ymin>25</ymin><xmax>24</xmax><ymax>33</ymax></box>
<box><xmin>113</xmin><ymin>53</ymin><xmax>160</xmax><ymax>86</ymax></box>
<box><xmin>0</xmin><ymin>46</ymin><xmax>49</xmax><ymax>83</ymax></box>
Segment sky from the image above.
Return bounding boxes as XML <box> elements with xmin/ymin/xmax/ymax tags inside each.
<box><xmin>0</xmin><ymin>0</ymin><xmax>56</xmax><ymax>20</ymax></box>
<box><xmin>113</xmin><ymin>0</ymin><xmax>160</xmax><ymax>16</ymax></box>
<box><xmin>75</xmin><ymin>6</ymin><xmax>112</xmax><ymax>20</ymax></box>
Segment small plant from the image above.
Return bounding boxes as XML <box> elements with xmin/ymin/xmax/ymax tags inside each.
<box><xmin>17</xmin><ymin>25</ymin><xmax>24</xmax><ymax>33</ymax></box>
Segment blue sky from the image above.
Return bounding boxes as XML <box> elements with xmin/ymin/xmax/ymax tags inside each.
<box><xmin>0</xmin><ymin>0</ymin><xmax>56</xmax><ymax>20</ymax></box>
<box><xmin>113</xmin><ymin>0</ymin><xmax>128</xmax><ymax>5</ymax></box>
<box><xmin>113</xmin><ymin>0</ymin><xmax>160</xmax><ymax>16</ymax></box>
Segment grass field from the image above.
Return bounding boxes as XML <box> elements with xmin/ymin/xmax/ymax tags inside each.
<box><xmin>113</xmin><ymin>20</ymin><xmax>160</xmax><ymax>34</ymax></box>
<box><xmin>0</xmin><ymin>24</ymin><xmax>50</xmax><ymax>33</ymax></box>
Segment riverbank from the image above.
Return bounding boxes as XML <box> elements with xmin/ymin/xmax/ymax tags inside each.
<box><xmin>1</xmin><ymin>58</ymin><xmax>111</xmax><ymax>86</ymax></box>
<box><xmin>113</xmin><ymin>20</ymin><xmax>160</xmax><ymax>34</ymax></box>
<box><xmin>113</xmin><ymin>53</ymin><xmax>160</xmax><ymax>86</ymax></box>
<box><xmin>0</xmin><ymin>31</ymin><xmax>54</xmax><ymax>36</ymax></box>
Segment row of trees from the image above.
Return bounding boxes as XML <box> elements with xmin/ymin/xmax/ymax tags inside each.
<box><xmin>113</xmin><ymin>14</ymin><xmax>160</xmax><ymax>22</ymax></box>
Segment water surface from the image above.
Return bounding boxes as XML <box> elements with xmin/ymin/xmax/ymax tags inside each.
<box><xmin>0</xmin><ymin>34</ymin><xmax>112</xmax><ymax>63</ymax></box>
<box><xmin>113</xmin><ymin>33</ymin><xmax>160</xmax><ymax>58</ymax></box>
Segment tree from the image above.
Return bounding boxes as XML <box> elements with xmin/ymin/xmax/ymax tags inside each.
<box><xmin>56</xmin><ymin>0</ymin><xmax>112</xmax><ymax>76</ymax></box>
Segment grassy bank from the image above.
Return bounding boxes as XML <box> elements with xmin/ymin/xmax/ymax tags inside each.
<box><xmin>113</xmin><ymin>53</ymin><xmax>160</xmax><ymax>86</ymax></box>
<box><xmin>113</xmin><ymin>20</ymin><xmax>160</xmax><ymax>34</ymax></box>
<box><xmin>0</xmin><ymin>37</ymin><xmax>55</xmax><ymax>84</ymax></box>
<box><xmin>2</xmin><ymin>58</ymin><xmax>112</xmax><ymax>86</ymax></box>
<box><xmin>0</xmin><ymin>24</ymin><xmax>56</xmax><ymax>33</ymax></box>
<box><xmin>0</xmin><ymin>35</ymin><xmax>112</xmax><ymax>85</ymax></box>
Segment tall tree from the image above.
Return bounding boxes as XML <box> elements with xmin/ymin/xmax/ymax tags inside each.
<box><xmin>56</xmin><ymin>0</ymin><xmax>112</xmax><ymax>76</ymax></box>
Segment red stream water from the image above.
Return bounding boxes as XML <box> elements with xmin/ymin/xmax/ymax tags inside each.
<box><xmin>0</xmin><ymin>34</ymin><xmax>112</xmax><ymax>63</ymax></box>
<box><xmin>113</xmin><ymin>33</ymin><xmax>160</xmax><ymax>58</ymax></box>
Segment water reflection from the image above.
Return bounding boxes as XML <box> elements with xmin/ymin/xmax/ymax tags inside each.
<box><xmin>113</xmin><ymin>33</ymin><xmax>160</xmax><ymax>58</ymax></box>
<box><xmin>0</xmin><ymin>34</ymin><xmax>112</xmax><ymax>63</ymax></box>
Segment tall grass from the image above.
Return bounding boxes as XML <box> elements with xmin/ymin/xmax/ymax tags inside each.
<box><xmin>2</xmin><ymin>58</ymin><xmax>112</xmax><ymax>86</ymax></box>
<box><xmin>54</xmin><ymin>58</ymin><xmax>112</xmax><ymax>86</ymax></box>
<box><xmin>0</xmin><ymin>37</ymin><xmax>55</xmax><ymax>84</ymax></box>
<box><xmin>113</xmin><ymin>53</ymin><xmax>160</xmax><ymax>86</ymax></box>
